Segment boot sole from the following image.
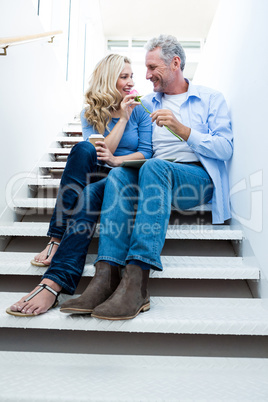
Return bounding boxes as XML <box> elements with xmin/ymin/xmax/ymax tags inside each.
<box><xmin>91</xmin><ymin>301</ymin><xmax>150</xmax><ymax>321</ymax></box>
<box><xmin>60</xmin><ymin>307</ymin><xmax>93</xmax><ymax>314</ymax></box>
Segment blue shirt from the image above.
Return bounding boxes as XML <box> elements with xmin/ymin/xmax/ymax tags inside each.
<box><xmin>80</xmin><ymin>103</ymin><xmax>153</xmax><ymax>159</ymax></box>
<box><xmin>143</xmin><ymin>80</ymin><xmax>233</xmax><ymax>224</ymax></box>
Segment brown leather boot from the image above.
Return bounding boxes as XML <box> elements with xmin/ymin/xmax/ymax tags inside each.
<box><xmin>91</xmin><ymin>264</ymin><xmax>150</xmax><ymax>320</ymax></box>
<box><xmin>60</xmin><ymin>261</ymin><xmax>121</xmax><ymax>314</ymax></box>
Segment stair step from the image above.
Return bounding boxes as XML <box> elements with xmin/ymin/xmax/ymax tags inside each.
<box><xmin>13</xmin><ymin>197</ymin><xmax>213</xmax><ymax>212</ymax></box>
<box><xmin>27</xmin><ymin>178</ymin><xmax>61</xmax><ymax>186</ymax></box>
<box><xmin>56</xmin><ymin>136</ymin><xmax>83</xmax><ymax>143</ymax></box>
<box><xmin>62</xmin><ymin>123</ymin><xmax>82</xmax><ymax>133</ymax></box>
<box><xmin>48</xmin><ymin>148</ymin><xmax>71</xmax><ymax>155</ymax></box>
<box><xmin>0</xmin><ymin>222</ymin><xmax>243</xmax><ymax>240</ymax></box>
<box><xmin>0</xmin><ymin>352</ymin><xmax>267</xmax><ymax>401</ymax></box>
<box><xmin>26</xmin><ymin>178</ymin><xmax>214</xmax><ymax>209</ymax></box>
<box><xmin>14</xmin><ymin>198</ymin><xmax>56</xmax><ymax>208</ymax></box>
<box><xmin>39</xmin><ymin>161</ymin><xmax>67</xmax><ymax>169</ymax></box>
<box><xmin>2</xmin><ymin>293</ymin><xmax>268</xmax><ymax>335</ymax></box>
<box><xmin>0</xmin><ymin>253</ymin><xmax>259</xmax><ymax>279</ymax></box>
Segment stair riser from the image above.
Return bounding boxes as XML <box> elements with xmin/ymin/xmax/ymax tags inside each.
<box><xmin>1</xmin><ymin>329</ymin><xmax>268</xmax><ymax>358</ymax></box>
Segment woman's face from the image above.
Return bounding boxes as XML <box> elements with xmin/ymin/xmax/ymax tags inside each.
<box><xmin>116</xmin><ymin>63</ymin><xmax>134</xmax><ymax>98</ymax></box>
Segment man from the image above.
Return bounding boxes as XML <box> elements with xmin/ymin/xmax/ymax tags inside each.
<box><xmin>60</xmin><ymin>35</ymin><xmax>233</xmax><ymax>320</ymax></box>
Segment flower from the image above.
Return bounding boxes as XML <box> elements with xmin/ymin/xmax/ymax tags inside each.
<box><xmin>129</xmin><ymin>89</ymin><xmax>139</xmax><ymax>96</ymax></box>
<box><xmin>130</xmin><ymin>90</ymin><xmax>183</xmax><ymax>141</ymax></box>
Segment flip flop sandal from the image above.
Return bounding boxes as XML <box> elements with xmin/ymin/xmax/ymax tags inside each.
<box><xmin>6</xmin><ymin>283</ymin><xmax>60</xmax><ymax>317</ymax></box>
<box><xmin>31</xmin><ymin>241</ymin><xmax>60</xmax><ymax>267</ymax></box>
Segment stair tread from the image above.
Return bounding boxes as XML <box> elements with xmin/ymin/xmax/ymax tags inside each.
<box><xmin>14</xmin><ymin>198</ymin><xmax>56</xmax><ymax>208</ymax></box>
<box><xmin>2</xmin><ymin>293</ymin><xmax>268</xmax><ymax>335</ymax></box>
<box><xmin>39</xmin><ymin>161</ymin><xmax>67</xmax><ymax>168</ymax></box>
<box><xmin>0</xmin><ymin>352</ymin><xmax>267</xmax><ymax>401</ymax></box>
<box><xmin>27</xmin><ymin>178</ymin><xmax>61</xmax><ymax>186</ymax></box>
<box><xmin>0</xmin><ymin>253</ymin><xmax>259</xmax><ymax>279</ymax></box>
<box><xmin>14</xmin><ymin>197</ymin><xmax>213</xmax><ymax>212</ymax></box>
<box><xmin>56</xmin><ymin>136</ymin><xmax>83</xmax><ymax>142</ymax></box>
<box><xmin>0</xmin><ymin>222</ymin><xmax>243</xmax><ymax>240</ymax></box>
<box><xmin>48</xmin><ymin>148</ymin><xmax>71</xmax><ymax>154</ymax></box>
<box><xmin>62</xmin><ymin>123</ymin><xmax>82</xmax><ymax>133</ymax></box>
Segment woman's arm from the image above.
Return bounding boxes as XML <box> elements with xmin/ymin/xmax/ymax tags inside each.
<box><xmin>133</xmin><ymin>100</ymin><xmax>153</xmax><ymax>160</ymax></box>
<box><xmin>80</xmin><ymin>110</ymin><xmax>96</xmax><ymax>141</ymax></box>
<box><xmin>104</xmin><ymin>94</ymin><xmax>140</xmax><ymax>154</ymax></box>
<box><xmin>96</xmin><ymin>142</ymin><xmax>144</xmax><ymax>167</ymax></box>
<box><xmin>97</xmin><ymin>101</ymin><xmax>153</xmax><ymax>166</ymax></box>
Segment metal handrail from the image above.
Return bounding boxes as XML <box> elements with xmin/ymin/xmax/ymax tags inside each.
<box><xmin>0</xmin><ymin>30</ymin><xmax>63</xmax><ymax>56</ymax></box>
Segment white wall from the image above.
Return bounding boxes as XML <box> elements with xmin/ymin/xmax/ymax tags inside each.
<box><xmin>80</xmin><ymin>0</ymin><xmax>106</xmax><ymax>102</ymax></box>
<box><xmin>0</xmin><ymin>0</ymin><xmax>107</xmax><ymax>225</ymax></box>
<box><xmin>194</xmin><ymin>0</ymin><xmax>268</xmax><ymax>297</ymax></box>
<box><xmin>0</xmin><ymin>0</ymin><xmax>76</xmax><ymax>222</ymax></box>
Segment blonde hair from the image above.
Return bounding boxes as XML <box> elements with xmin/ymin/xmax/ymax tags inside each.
<box><xmin>84</xmin><ymin>54</ymin><xmax>131</xmax><ymax>134</ymax></box>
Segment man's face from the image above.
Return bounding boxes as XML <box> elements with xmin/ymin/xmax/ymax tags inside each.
<box><xmin>145</xmin><ymin>47</ymin><xmax>174</xmax><ymax>93</ymax></box>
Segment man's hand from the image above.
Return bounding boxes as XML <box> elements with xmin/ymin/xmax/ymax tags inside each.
<box><xmin>150</xmin><ymin>109</ymin><xmax>191</xmax><ymax>141</ymax></box>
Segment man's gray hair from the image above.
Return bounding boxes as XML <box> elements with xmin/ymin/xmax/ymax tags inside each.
<box><xmin>145</xmin><ymin>34</ymin><xmax>186</xmax><ymax>71</ymax></box>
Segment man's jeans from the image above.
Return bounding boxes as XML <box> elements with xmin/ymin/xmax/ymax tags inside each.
<box><xmin>95</xmin><ymin>159</ymin><xmax>213</xmax><ymax>271</ymax></box>
<box><xmin>43</xmin><ymin>141</ymin><xmax>109</xmax><ymax>294</ymax></box>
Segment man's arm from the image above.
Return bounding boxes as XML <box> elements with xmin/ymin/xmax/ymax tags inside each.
<box><xmin>150</xmin><ymin>92</ymin><xmax>233</xmax><ymax>161</ymax></box>
<box><xmin>187</xmin><ymin>92</ymin><xmax>233</xmax><ymax>161</ymax></box>
<box><xmin>150</xmin><ymin>109</ymin><xmax>191</xmax><ymax>141</ymax></box>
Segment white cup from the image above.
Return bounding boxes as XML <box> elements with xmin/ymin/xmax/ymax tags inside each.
<box><xmin>89</xmin><ymin>134</ymin><xmax>104</xmax><ymax>147</ymax></box>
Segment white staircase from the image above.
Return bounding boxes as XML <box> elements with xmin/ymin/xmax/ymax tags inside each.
<box><xmin>0</xmin><ymin>123</ymin><xmax>267</xmax><ymax>401</ymax></box>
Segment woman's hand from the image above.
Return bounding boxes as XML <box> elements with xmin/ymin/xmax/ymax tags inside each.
<box><xmin>95</xmin><ymin>141</ymin><xmax>121</xmax><ymax>167</ymax></box>
<box><xmin>119</xmin><ymin>94</ymin><xmax>140</xmax><ymax>122</ymax></box>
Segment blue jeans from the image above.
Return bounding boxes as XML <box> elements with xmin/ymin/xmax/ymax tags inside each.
<box><xmin>47</xmin><ymin>141</ymin><xmax>108</xmax><ymax>238</ymax></box>
<box><xmin>42</xmin><ymin>141</ymin><xmax>110</xmax><ymax>294</ymax></box>
<box><xmin>95</xmin><ymin>159</ymin><xmax>213</xmax><ymax>271</ymax></box>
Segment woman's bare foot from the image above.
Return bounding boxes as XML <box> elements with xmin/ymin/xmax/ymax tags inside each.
<box><xmin>32</xmin><ymin>237</ymin><xmax>61</xmax><ymax>266</ymax></box>
<box><xmin>8</xmin><ymin>279</ymin><xmax>62</xmax><ymax>316</ymax></box>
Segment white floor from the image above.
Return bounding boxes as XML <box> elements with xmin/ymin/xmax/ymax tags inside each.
<box><xmin>1</xmin><ymin>352</ymin><xmax>268</xmax><ymax>401</ymax></box>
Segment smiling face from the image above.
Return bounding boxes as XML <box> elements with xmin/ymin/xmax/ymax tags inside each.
<box><xmin>145</xmin><ymin>47</ymin><xmax>176</xmax><ymax>94</ymax></box>
<box><xmin>116</xmin><ymin>63</ymin><xmax>134</xmax><ymax>98</ymax></box>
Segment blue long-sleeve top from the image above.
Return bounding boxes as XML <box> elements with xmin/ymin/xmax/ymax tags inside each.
<box><xmin>80</xmin><ymin>103</ymin><xmax>153</xmax><ymax>159</ymax></box>
<box><xmin>143</xmin><ymin>80</ymin><xmax>233</xmax><ymax>224</ymax></box>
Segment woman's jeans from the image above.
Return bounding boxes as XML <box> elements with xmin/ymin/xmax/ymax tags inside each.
<box><xmin>95</xmin><ymin>159</ymin><xmax>213</xmax><ymax>271</ymax></box>
<box><xmin>42</xmin><ymin>141</ymin><xmax>110</xmax><ymax>294</ymax></box>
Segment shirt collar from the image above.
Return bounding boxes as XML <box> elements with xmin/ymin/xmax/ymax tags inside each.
<box><xmin>186</xmin><ymin>79</ymin><xmax>201</xmax><ymax>100</ymax></box>
<box><xmin>152</xmin><ymin>78</ymin><xmax>201</xmax><ymax>103</ymax></box>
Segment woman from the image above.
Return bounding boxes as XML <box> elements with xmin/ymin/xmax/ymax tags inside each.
<box><xmin>6</xmin><ymin>54</ymin><xmax>152</xmax><ymax>317</ymax></box>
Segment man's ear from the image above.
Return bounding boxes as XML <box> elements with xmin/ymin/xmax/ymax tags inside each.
<box><xmin>172</xmin><ymin>56</ymin><xmax>181</xmax><ymax>71</ymax></box>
